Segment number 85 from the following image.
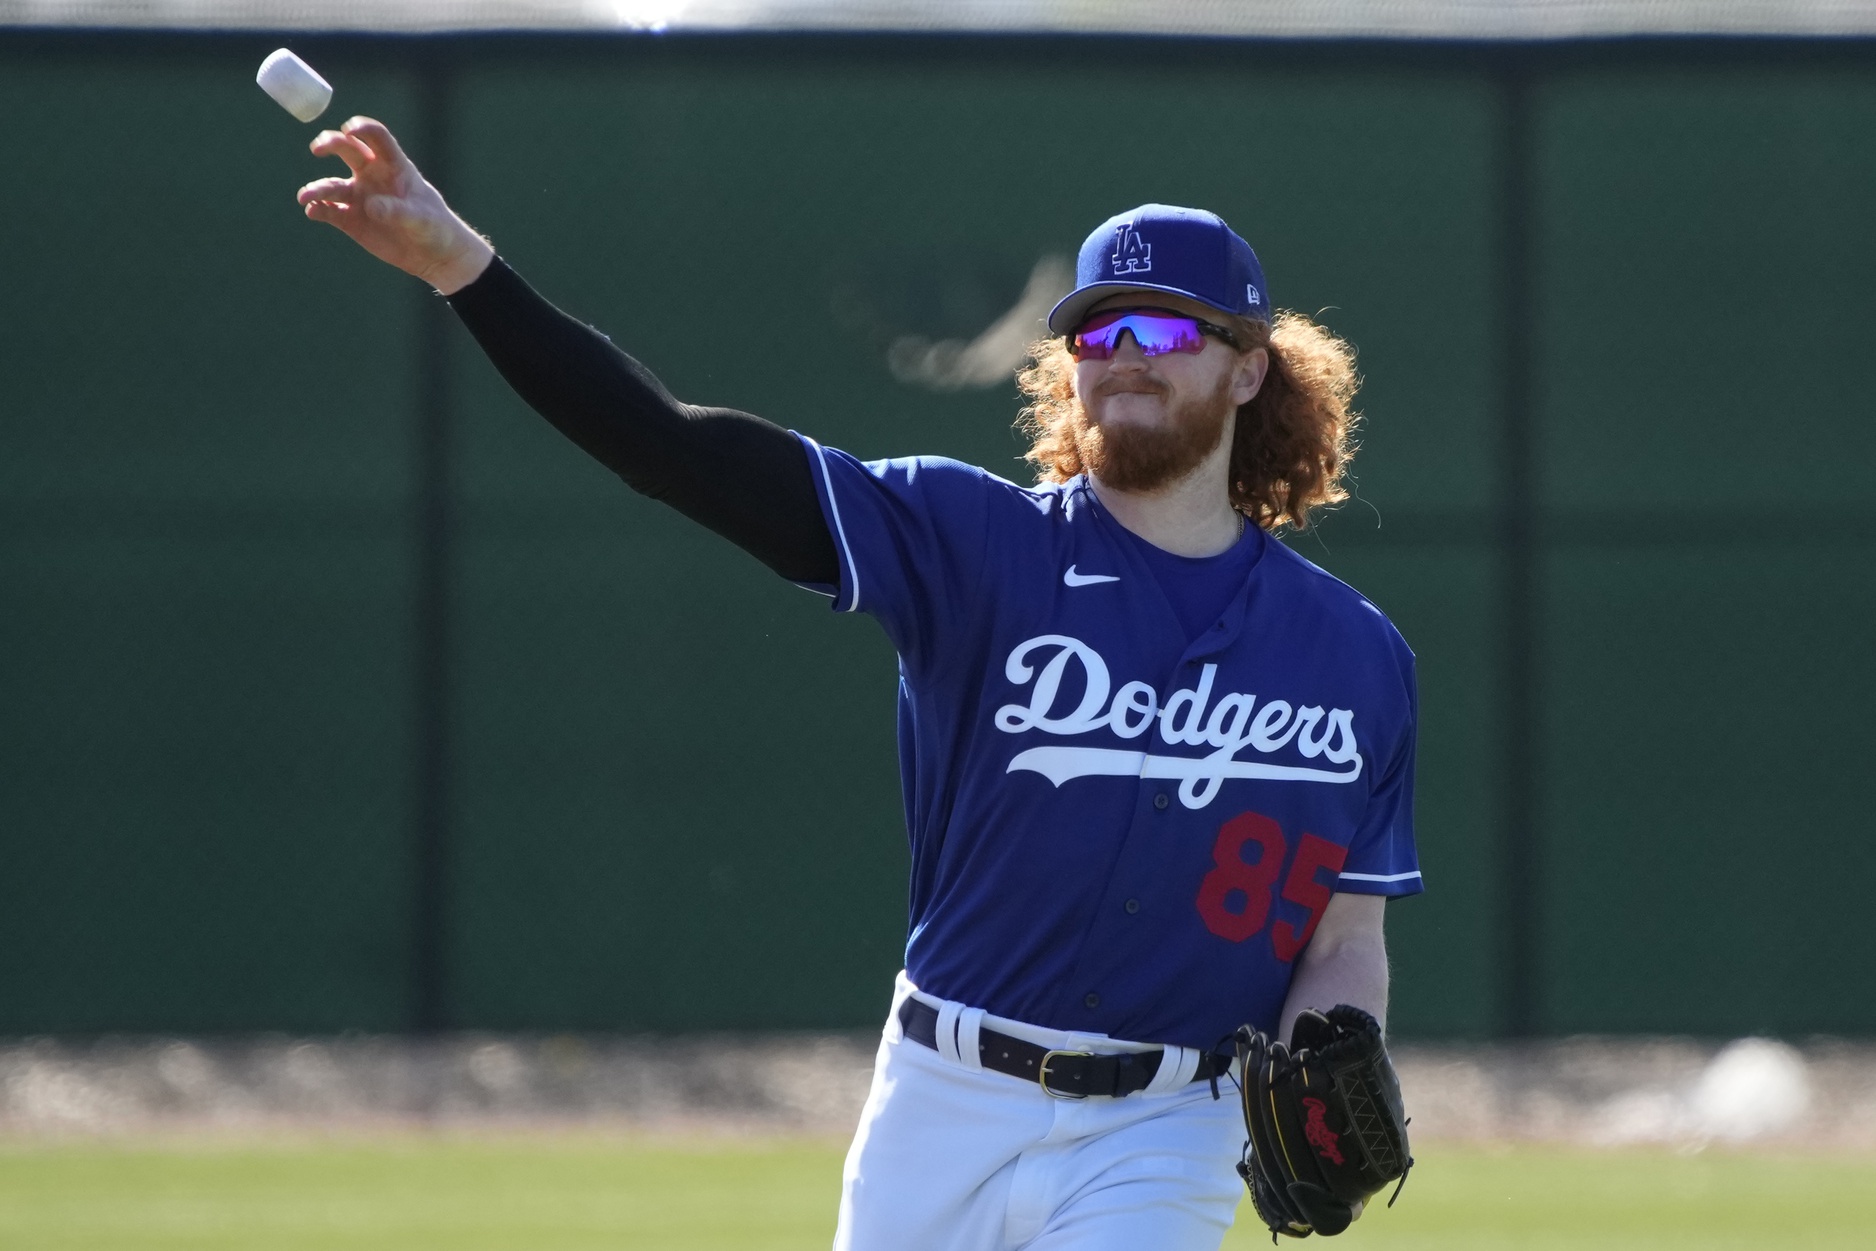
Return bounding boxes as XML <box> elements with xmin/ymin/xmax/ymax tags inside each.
<box><xmin>1195</xmin><ymin>810</ymin><xmax>1347</xmax><ymax>960</ymax></box>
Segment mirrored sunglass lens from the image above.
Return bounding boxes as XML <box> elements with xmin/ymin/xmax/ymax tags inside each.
<box><xmin>1071</xmin><ymin>312</ymin><xmax>1125</xmax><ymax>359</ymax></box>
<box><xmin>1135</xmin><ymin>316</ymin><xmax>1205</xmax><ymax>355</ymax></box>
<box><xmin>1071</xmin><ymin>326</ymin><xmax>1117</xmax><ymax>359</ymax></box>
<box><xmin>1073</xmin><ymin>313</ymin><xmax>1206</xmax><ymax>359</ymax></box>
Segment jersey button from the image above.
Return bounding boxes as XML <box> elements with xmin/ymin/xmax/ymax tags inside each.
<box><xmin>1153</xmin><ymin>792</ymin><xmax>1170</xmax><ymax>811</ymax></box>
<box><xmin>1084</xmin><ymin>993</ymin><xmax>1101</xmax><ymax>1009</ymax></box>
<box><xmin>1124</xmin><ymin>898</ymin><xmax>1140</xmax><ymax>914</ymax></box>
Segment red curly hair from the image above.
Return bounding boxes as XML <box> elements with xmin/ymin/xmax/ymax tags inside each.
<box><xmin>1015</xmin><ymin>311</ymin><xmax>1361</xmax><ymax>532</ymax></box>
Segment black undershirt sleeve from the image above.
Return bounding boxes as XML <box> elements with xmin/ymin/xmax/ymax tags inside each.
<box><xmin>444</xmin><ymin>256</ymin><xmax>839</xmax><ymax>587</ymax></box>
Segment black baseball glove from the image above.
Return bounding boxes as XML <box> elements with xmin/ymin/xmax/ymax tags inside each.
<box><xmin>1233</xmin><ymin>1005</ymin><xmax>1412</xmax><ymax>1239</ymax></box>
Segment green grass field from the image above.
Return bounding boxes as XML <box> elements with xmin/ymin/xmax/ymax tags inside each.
<box><xmin>1</xmin><ymin>1135</ymin><xmax>1871</xmax><ymax>1250</ymax></box>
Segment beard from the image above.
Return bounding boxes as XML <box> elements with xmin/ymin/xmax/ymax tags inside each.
<box><xmin>1071</xmin><ymin>370</ymin><xmax>1236</xmax><ymax>494</ymax></box>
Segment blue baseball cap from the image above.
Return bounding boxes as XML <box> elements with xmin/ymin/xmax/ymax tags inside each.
<box><xmin>1047</xmin><ymin>204</ymin><xmax>1270</xmax><ymax>335</ymax></box>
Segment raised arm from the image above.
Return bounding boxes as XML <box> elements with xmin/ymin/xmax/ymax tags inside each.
<box><xmin>297</xmin><ymin>116</ymin><xmax>837</xmax><ymax>586</ymax></box>
<box><xmin>298</xmin><ymin>116</ymin><xmax>494</xmax><ymax>294</ymax></box>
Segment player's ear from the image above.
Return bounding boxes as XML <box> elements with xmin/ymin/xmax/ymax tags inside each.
<box><xmin>1232</xmin><ymin>346</ymin><xmax>1269</xmax><ymax>407</ymax></box>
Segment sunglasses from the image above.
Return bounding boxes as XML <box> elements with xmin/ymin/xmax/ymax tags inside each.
<box><xmin>1068</xmin><ymin>308</ymin><xmax>1241</xmax><ymax>361</ymax></box>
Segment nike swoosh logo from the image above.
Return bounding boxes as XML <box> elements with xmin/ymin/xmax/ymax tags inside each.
<box><xmin>1064</xmin><ymin>566</ymin><xmax>1121</xmax><ymax>587</ymax></box>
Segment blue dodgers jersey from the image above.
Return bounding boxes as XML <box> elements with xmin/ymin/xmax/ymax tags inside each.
<box><xmin>798</xmin><ymin>439</ymin><xmax>1422</xmax><ymax>1051</ymax></box>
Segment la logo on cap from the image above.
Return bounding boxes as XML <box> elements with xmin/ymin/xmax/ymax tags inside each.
<box><xmin>1111</xmin><ymin>224</ymin><xmax>1152</xmax><ymax>275</ymax></box>
<box><xmin>1047</xmin><ymin>204</ymin><xmax>1269</xmax><ymax>335</ymax></box>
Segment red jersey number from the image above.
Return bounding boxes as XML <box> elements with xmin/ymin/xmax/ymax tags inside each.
<box><xmin>1272</xmin><ymin>833</ymin><xmax>1349</xmax><ymax>962</ymax></box>
<box><xmin>1195</xmin><ymin>812</ymin><xmax>1347</xmax><ymax>961</ymax></box>
<box><xmin>1193</xmin><ymin>812</ymin><xmax>1286</xmax><ymax>943</ymax></box>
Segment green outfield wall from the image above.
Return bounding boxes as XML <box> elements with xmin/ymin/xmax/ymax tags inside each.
<box><xmin>2</xmin><ymin>34</ymin><xmax>1871</xmax><ymax>1039</ymax></box>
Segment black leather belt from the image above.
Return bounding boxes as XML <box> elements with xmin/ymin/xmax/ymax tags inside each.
<box><xmin>898</xmin><ymin>997</ymin><xmax>1229</xmax><ymax>1099</ymax></box>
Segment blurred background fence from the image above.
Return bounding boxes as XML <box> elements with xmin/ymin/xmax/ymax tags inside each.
<box><xmin>2</xmin><ymin>20</ymin><xmax>1872</xmax><ymax>1043</ymax></box>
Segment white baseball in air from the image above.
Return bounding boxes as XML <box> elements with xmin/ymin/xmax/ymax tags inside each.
<box><xmin>257</xmin><ymin>49</ymin><xmax>333</xmax><ymax>124</ymax></box>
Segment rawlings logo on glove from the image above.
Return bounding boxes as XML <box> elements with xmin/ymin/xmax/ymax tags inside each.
<box><xmin>1232</xmin><ymin>1005</ymin><xmax>1413</xmax><ymax>1239</ymax></box>
<box><xmin>1301</xmin><ymin>1097</ymin><xmax>1344</xmax><ymax>1165</ymax></box>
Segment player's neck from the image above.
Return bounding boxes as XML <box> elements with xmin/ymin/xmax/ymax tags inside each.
<box><xmin>1089</xmin><ymin>438</ymin><xmax>1241</xmax><ymax>558</ymax></box>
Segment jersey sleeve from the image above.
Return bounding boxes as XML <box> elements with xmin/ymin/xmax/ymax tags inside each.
<box><xmin>1336</xmin><ymin>651</ymin><xmax>1424</xmax><ymax>897</ymax></box>
<box><xmin>794</xmin><ymin>435</ymin><xmax>996</xmax><ymax>667</ymax></box>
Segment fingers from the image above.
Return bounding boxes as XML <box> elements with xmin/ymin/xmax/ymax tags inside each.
<box><xmin>302</xmin><ymin>191</ymin><xmax>413</xmax><ymax>230</ymax></box>
<box><xmin>297</xmin><ymin>176</ymin><xmax>357</xmax><ymax>207</ymax></box>
<box><xmin>309</xmin><ymin>127</ymin><xmax>376</xmax><ymax>175</ymax></box>
<box><xmin>340</xmin><ymin>116</ymin><xmax>410</xmax><ymax>166</ymax></box>
<box><xmin>303</xmin><ymin>198</ymin><xmax>358</xmax><ymax>229</ymax></box>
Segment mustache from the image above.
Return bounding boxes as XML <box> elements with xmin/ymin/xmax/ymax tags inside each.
<box><xmin>1092</xmin><ymin>373</ymin><xmax>1169</xmax><ymax>398</ymax></box>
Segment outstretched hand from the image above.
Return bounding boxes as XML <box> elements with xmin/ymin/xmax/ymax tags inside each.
<box><xmin>298</xmin><ymin>116</ymin><xmax>494</xmax><ymax>294</ymax></box>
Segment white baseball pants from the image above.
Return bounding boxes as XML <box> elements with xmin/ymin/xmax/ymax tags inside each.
<box><xmin>834</xmin><ymin>972</ymin><xmax>1245</xmax><ymax>1251</ymax></box>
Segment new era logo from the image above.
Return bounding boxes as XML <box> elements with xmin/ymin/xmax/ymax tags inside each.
<box><xmin>1246</xmin><ymin>284</ymin><xmax>1262</xmax><ymax>306</ymax></box>
<box><xmin>1111</xmin><ymin>225</ymin><xmax>1151</xmax><ymax>275</ymax></box>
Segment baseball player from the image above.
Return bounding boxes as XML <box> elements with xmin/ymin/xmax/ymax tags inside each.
<box><xmin>299</xmin><ymin>116</ymin><xmax>1421</xmax><ymax>1250</ymax></box>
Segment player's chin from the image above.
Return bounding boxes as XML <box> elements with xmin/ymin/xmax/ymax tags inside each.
<box><xmin>1085</xmin><ymin>394</ymin><xmax>1172</xmax><ymax>430</ymax></box>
